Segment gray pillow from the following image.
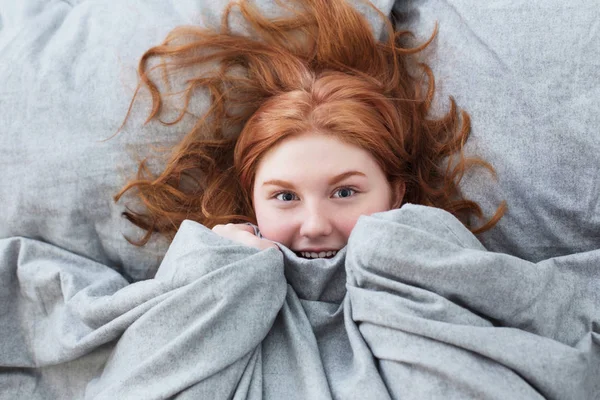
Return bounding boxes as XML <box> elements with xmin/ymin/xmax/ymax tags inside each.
<box><xmin>394</xmin><ymin>0</ymin><xmax>600</xmax><ymax>261</ymax></box>
<box><xmin>0</xmin><ymin>0</ymin><xmax>395</xmax><ymax>281</ymax></box>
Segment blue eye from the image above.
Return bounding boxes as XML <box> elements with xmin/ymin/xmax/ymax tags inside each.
<box><xmin>275</xmin><ymin>192</ymin><xmax>298</xmax><ymax>201</ymax></box>
<box><xmin>334</xmin><ymin>187</ymin><xmax>356</xmax><ymax>198</ymax></box>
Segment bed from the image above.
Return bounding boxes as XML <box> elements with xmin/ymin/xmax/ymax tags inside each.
<box><xmin>1</xmin><ymin>0</ymin><xmax>598</xmax><ymax>398</ymax></box>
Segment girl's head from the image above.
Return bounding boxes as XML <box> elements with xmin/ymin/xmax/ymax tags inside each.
<box><xmin>116</xmin><ymin>0</ymin><xmax>504</xmax><ymax>246</ymax></box>
<box><xmin>250</xmin><ymin>132</ymin><xmax>403</xmax><ymax>254</ymax></box>
<box><xmin>234</xmin><ymin>71</ymin><xmax>407</xmax><ymax>252</ymax></box>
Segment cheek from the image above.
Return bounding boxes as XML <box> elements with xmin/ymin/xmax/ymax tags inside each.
<box><xmin>254</xmin><ymin>205</ymin><xmax>295</xmax><ymax>246</ymax></box>
<box><xmin>338</xmin><ymin>197</ymin><xmax>393</xmax><ymax>240</ymax></box>
<box><xmin>335</xmin><ymin>212</ymin><xmax>365</xmax><ymax>242</ymax></box>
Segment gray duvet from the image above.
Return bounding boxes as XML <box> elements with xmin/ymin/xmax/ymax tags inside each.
<box><xmin>1</xmin><ymin>204</ymin><xmax>598</xmax><ymax>399</ymax></box>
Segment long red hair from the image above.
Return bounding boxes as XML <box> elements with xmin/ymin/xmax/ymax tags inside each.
<box><xmin>115</xmin><ymin>0</ymin><xmax>505</xmax><ymax>245</ymax></box>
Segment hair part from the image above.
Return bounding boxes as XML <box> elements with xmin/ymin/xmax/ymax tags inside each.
<box><xmin>115</xmin><ymin>0</ymin><xmax>505</xmax><ymax>245</ymax></box>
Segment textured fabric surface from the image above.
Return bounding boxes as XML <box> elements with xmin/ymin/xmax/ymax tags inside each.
<box><xmin>0</xmin><ymin>205</ymin><xmax>598</xmax><ymax>399</ymax></box>
<box><xmin>393</xmin><ymin>0</ymin><xmax>600</xmax><ymax>261</ymax></box>
<box><xmin>0</xmin><ymin>0</ymin><xmax>395</xmax><ymax>282</ymax></box>
<box><xmin>2</xmin><ymin>1</ymin><xmax>600</xmax><ymax>398</ymax></box>
<box><xmin>1</xmin><ymin>0</ymin><xmax>598</xmax><ymax>277</ymax></box>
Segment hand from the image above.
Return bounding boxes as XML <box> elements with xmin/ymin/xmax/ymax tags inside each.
<box><xmin>211</xmin><ymin>223</ymin><xmax>279</xmax><ymax>251</ymax></box>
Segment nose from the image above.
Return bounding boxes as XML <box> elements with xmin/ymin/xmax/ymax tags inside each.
<box><xmin>299</xmin><ymin>204</ymin><xmax>333</xmax><ymax>238</ymax></box>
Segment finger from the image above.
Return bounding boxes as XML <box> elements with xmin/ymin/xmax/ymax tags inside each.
<box><xmin>232</xmin><ymin>224</ymin><xmax>256</xmax><ymax>234</ymax></box>
<box><xmin>257</xmin><ymin>238</ymin><xmax>279</xmax><ymax>251</ymax></box>
<box><xmin>265</xmin><ymin>242</ymin><xmax>280</xmax><ymax>250</ymax></box>
<box><xmin>212</xmin><ymin>223</ymin><xmax>254</xmax><ymax>234</ymax></box>
<box><xmin>235</xmin><ymin>231</ymin><xmax>278</xmax><ymax>250</ymax></box>
<box><xmin>211</xmin><ymin>224</ymin><xmax>226</xmax><ymax>233</ymax></box>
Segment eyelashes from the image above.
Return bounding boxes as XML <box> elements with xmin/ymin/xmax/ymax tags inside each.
<box><xmin>332</xmin><ymin>187</ymin><xmax>356</xmax><ymax>198</ymax></box>
<box><xmin>272</xmin><ymin>186</ymin><xmax>359</xmax><ymax>202</ymax></box>
<box><xmin>274</xmin><ymin>191</ymin><xmax>298</xmax><ymax>201</ymax></box>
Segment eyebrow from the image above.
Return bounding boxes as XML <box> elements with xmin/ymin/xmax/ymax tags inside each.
<box><xmin>262</xmin><ymin>170</ymin><xmax>367</xmax><ymax>188</ymax></box>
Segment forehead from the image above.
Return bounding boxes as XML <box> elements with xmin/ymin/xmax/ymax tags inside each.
<box><xmin>254</xmin><ymin>133</ymin><xmax>379</xmax><ymax>181</ymax></box>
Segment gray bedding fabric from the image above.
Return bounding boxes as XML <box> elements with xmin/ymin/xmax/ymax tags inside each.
<box><xmin>0</xmin><ymin>0</ymin><xmax>394</xmax><ymax>282</ymax></box>
<box><xmin>1</xmin><ymin>0</ymin><xmax>599</xmax><ymax>283</ymax></box>
<box><xmin>1</xmin><ymin>205</ymin><xmax>598</xmax><ymax>399</ymax></box>
<box><xmin>394</xmin><ymin>0</ymin><xmax>600</xmax><ymax>261</ymax></box>
<box><xmin>1</xmin><ymin>2</ymin><xmax>599</xmax><ymax>398</ymax></box>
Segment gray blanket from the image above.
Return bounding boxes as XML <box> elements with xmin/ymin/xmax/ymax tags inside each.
<box><xmin>1</xmin><ymin>205</ymin><xmax>598</xmax><ymax>399</ymax></box>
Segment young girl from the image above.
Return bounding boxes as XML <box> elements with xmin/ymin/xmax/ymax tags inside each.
<box><xmin>116</xmin><ymin>0</ymin><xmax>504</xmax><ymax>252</ymax></box>
<box><xmin>99</xmin><ymin>3</ymin><xmax>600</xmax><ymax>399</ymax></box>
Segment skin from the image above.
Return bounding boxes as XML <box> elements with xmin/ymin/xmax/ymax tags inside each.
<box><xmin>213</xmin><ymin>132</ymin><xmax>404</xmax><ymax>256</ymax></box>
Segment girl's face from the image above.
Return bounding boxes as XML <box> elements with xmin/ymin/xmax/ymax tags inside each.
<box><xmin>252</xmin><ymin>132</ymin><xmax>403</xmax><ymax>259</ymax></box>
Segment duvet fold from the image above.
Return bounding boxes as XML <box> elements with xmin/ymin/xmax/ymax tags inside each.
<box><xmin>0</xmin><ymin>205</ymin><xmax>598</xmax><ymax>399</ymax></box>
